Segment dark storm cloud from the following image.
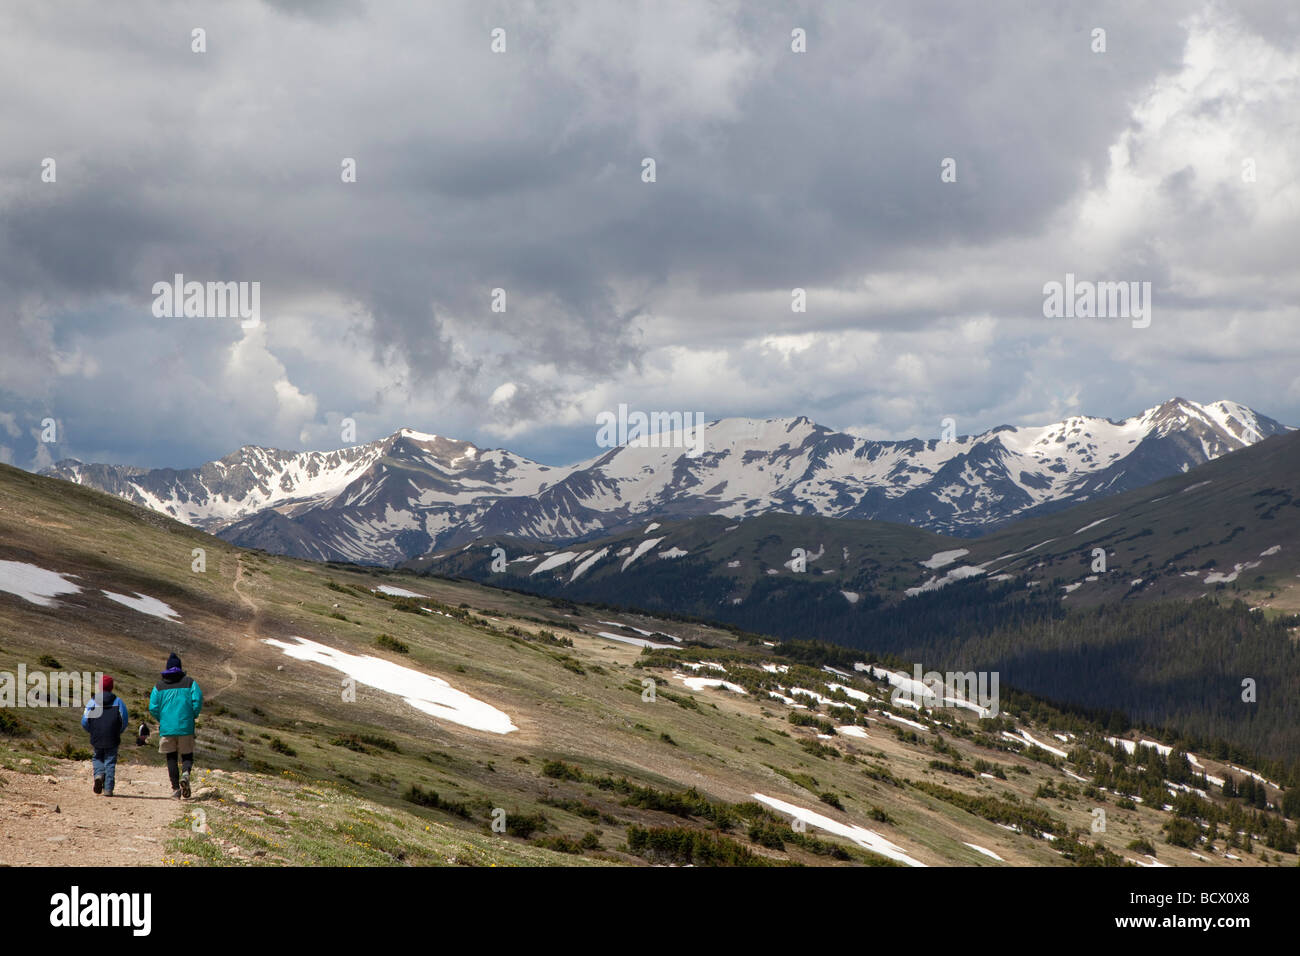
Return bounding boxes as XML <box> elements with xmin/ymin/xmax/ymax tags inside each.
<box><xmin>0</xmin><ymin>1</ymin><xmax>1296</xmax><ymax>469</ymax></box>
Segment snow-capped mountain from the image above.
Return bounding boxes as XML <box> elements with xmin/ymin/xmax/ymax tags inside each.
<box><xmin>41</xmin><ymin>398</ymin><xmax>1292</xmax><ymax>564</ymax></box>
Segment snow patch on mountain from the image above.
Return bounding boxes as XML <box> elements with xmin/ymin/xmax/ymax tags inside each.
<box><xmin>1204</xmin><ymin>561</ymin><xmax>1260</xmax><ymax>584</ymax></box>
<box><xmin>905</xmin><ymin>564</ymin><xmax>985</xmax><ymax>597</ymax></box>
<box><xmin>622</xmin><ymin>537</ymin><xmax>663</xmax><ymax>571</ymax></box>
<box><xmin>920</xmin><ymin>549</ymin><xmax>969</xmax><ymax>569</ymax></box>
<box><xmin>570</xmin><ymin>548</ymin><xmax>608</xmax><ymax>581</ymax></box>
<box><xmin>594</xmin><ymin>630</ymin><xmax>674</xmax><ymax>649</ymax></box>
<box><xmin>530</xmin><ymin>552</ymin><xmax>579</xmax><ymax>576</ymax></box>
<box><xmin>751</xmin><ymin>793</ymin><xmax>926</xmax><ymax>866</ymax></box>
<box><xmin>263</xmin><ymin>636</ymin><xmax>517</xmax><ymax>734</ymax></box>
<box><xmin>964</xmin><ymin>842</ymin><xmax>1005</xmax><ymax>862</ymax></box>
<box><xmin>0</xmin><ymin>560</ymin><xmax>81</xmax><ymax>607</ymax></box>
<box><xmin>375</xmin><ymin>585</ymin><xmax>426</xmax><ymax>598</ymax></box>
<box><xmin>1074</xmin><ymin>516</ymin><xmax>1114</xmax><ymax>534</ymax></box>
<box><xmin>1006</xmin><ymin>730</ymin><xmax>1069</xmax><ymax>758</ymax></box>
<box><xmin>101</xmin><ymin>591</ymin><xmax>180</xmax><ymax>622</ymax></box>
<box><xmin>674</xmin><ymin>674</ymin><xmax>747</xmax><ymax>694</ymax></box>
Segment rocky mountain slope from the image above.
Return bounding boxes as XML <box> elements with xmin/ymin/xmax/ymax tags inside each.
<box><xmin>42</xmin><ymin>399</ymin><xmax>1291</xmax><ymax>564</ymax></box>
<box><xmin>416</xmin><ymin>427</ymin><xmax>1300</xmax><ymax>616</ymax></box>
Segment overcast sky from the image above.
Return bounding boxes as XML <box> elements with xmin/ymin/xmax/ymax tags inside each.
<box><xmin>1</xmin><ymin>0</ymin><xmax>1298</xmax><ymax>470</ymax></box>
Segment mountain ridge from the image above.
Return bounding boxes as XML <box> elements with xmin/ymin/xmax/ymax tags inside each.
<box><xmin>411</xmin><ymin>427</ymin><xmax>1300</xmax><ymax>617</ymax></box>
<box><xmin>41</xmin><ymin>398</ymin><xmax>1293</xmax><ymax>565</ymax></box>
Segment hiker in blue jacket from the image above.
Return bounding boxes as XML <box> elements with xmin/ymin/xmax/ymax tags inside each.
<box><xmin>148</xmin><ymin>652</ymin><xmax>203</xmax><ymax>799</ymax></box>
<box><xmin>81</xmin><ymin>675</ymin><xmax>129</xmax><ymax>797</ymax></box>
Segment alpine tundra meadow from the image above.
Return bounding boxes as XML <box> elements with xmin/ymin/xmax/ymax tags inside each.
<box><xmin>1</xmin><ymin>0</ymin><xmax>1296</xmax><ymax>939</ymax></box>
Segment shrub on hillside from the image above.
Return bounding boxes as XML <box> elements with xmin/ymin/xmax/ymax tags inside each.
<box><xmin>541</xmin><ymin>759</ymin><xmax>583</xmax><ymax>781</ymax></box>
<box><xmin>789</xmin><ymin>712</ymin><xmax>836</xmax><ymax>734</ymax></box>
<box><xmin>626</xmin><ymin>825</ymin><xmax>771</xmax><ymax>867</ymax></box>
<box><xmin>58</xmin><ymin>741</ymin><xmax>91</xmax><ymax>760</ymax></box>
<box><xmin>1164</xmin><ymin>818</ymin><xmax>1199</xmax><ymax>848</ymax></box>
<box><xmin>0</xmin><ymin>711</ymin><xmax>26</xmax><ymax>736</ymax></box>
<box><xmin>403</xmin><ymin>784</ymin><xmax>472</xmax><ymax>819</ymax></box>
<box><xmin>374</xmin><ymin>634</ymin><xmax>409</xmax><ymax>654</ymax></box>
<box><xmin>504</xmin><ymin>811</ymin><xmax>548</xmax><ymax>838</ymax></box>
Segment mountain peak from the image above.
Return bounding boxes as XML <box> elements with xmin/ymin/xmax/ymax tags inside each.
<box><xmin>1150</xmin><ymin>396</ymin><xmax>1199</xmax><ymax>415</ymax></box>
<box><xmin>387</xmin><ymin>428</ymin><xmax>481</xmax><ymax>461</ymax></box>
<box><xmin>394</xmin><ymin>427</ymin><xmax>441</xmax><ymax>442</ymax></box>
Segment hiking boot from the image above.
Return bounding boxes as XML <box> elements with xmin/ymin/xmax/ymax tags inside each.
<box><xmin>104</xmin><ymin>791</ymin><xmax>114</xmax><ymax>798</ymax></box>
<box><xmin>93</xmin><ymin>776</ymin><xmax>104</xmax><ymax>794</ymax></box>
<box><xmin>180</xmin><ymin>771</ymin><xmax>191</xmax><ymax>799</ymax></box>
<box><xmin>172</xmin><ymin>788</ymin><xmax>183</xmax><ymax>799</ymax></box>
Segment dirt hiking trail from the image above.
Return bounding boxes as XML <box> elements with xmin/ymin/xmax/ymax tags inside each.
<box><xmin>212</xmin><ymin>552</ymin><xmax>264</xmax><ymax>702</ymax></box>
<box><xmin>0</xmin><ymin>757</ymin><xmax>186</xmax><ymax>865</ymax></box>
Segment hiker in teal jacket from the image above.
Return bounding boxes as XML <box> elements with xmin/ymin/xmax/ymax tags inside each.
<box><xmin>148</xmin><ymin>652</ymin><xmax>203</xmax><ymax>799</ymax></box>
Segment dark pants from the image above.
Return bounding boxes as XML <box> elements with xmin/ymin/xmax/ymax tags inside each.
<box><xmin>92</xmin><ymin>747</ymin><xmax>119</xmax><ymax>793</ymax></box>
<box><xmin>165</xmin><ymin>751</ymin><xmax>194</xmax><ymax>788</ymax></box>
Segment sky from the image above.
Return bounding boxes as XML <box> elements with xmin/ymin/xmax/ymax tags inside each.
<box><xmin>1</xmin><ymin>0</ymin><xmax>1298</xmax><ymax>470</ymax></box>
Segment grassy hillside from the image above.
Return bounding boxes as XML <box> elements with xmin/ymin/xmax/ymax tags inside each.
<box><xmin>2</xmin><ymin>462</ymin><xmax>1297</xmax><ymax>867</ymax></box>
<box><xmin>409</xmin><ymin>433</ymin><xmax>1300</xmax><ymax>765</ymax></box>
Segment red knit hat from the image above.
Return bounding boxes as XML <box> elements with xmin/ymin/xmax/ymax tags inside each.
<box><xmin>100</xmin><ymin>675</ymin><xmax>114</xmax><ymax>692</ymax></box>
